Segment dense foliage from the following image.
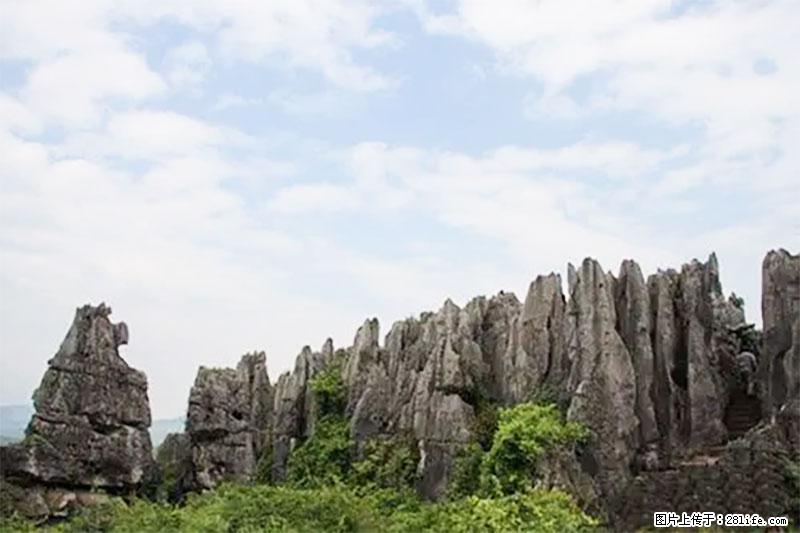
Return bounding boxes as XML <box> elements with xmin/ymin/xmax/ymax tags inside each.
<box><xmin>451</xmin><ymin>402</ymin><xmax>587</xmax><ymax>498</ymax></box>
<box><xmin>0</xmin><ymin>483</ymin><xmax>596</xmax><ymax>533</ymax></box>
<box><xmin>286</xmin><ymin>415</ymin><xmax>352</xmax><ymax>488</ymax></box>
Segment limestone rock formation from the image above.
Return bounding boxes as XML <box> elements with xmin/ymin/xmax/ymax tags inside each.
<box><xmin>183</xmin><ymin>352</ymin><xmax>272</xmax><ymax>490</ymax></box>
<box><xmin>0</xmin><ymin>304</ymin><xmax>157</xmax><ymax>519</ymax></box>
<box><xmin>760</xmin><ymin>249</ymin><xmax>800</xmax><ymax>455</ymax></box>
<box><xmin>644</xmin><ymin>255</ymin><xmax>745</xmax><ymax>455</ymax></box>
<box><xmin>347</xmin><ymin>299</ymin><xmax>484</xmax><ymax>499</ymax></box>
<box><xmin>564</xmin><ymin>258</ymin><xmax>638</xmax><ymax>505</ymax></box>
<box><xmin>761</xmin><ymin>249</ymin><xmax>800</xmax><ymax>419</ymax></box>
<box><xmin>614</xmin><ymin>260</ymin><xmax>658</xmax><ymax>447</ymax></box>
<box><xmin>271</xmin><ymin>341</ymin><xmax>335</xmax><ymax>481</ymax></box>
<box><xmin>504</xmin><ymin>274</ymin><xmax>567</xmax><ymax>404</ymax></box>
<box><xmin>646</xmin><ymin>269</ymin><xmax>683</xmax><ymax>454</ymax></box>
<box><xmin>155</xmin><ymin>433</ymin><xmax>192</xmax><ymax>501</ymax></box>
<box><xmin>679</xmin><ymin>254</ymin><xmax>743</xmax><ymax>448</ymax></box>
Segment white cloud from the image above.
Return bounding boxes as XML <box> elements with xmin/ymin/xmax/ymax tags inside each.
<box><xmin>267</xmin><ymin>183</ymin><xmax>358</xmax><ymax>214</ymax></box>
<box><xmin>57</xmin><ymin>110</ymin><xmax>226</xmax><ymax>160</ymax></box>
<box><xmin>163</xmin><ymin>41</ymin><xmax>211</xmax><ymax>89</ymax></box>
<box><xmin>22</xmin><ymin>50</ymin><xmax>165</xmax><ymax>128</ymax></box>
<box><xmin>122</xmin><ymin>0</ymin><xmax>398</xmax><ymax>91</ymax></box>
<box><xmin>420</xmin><ymin>0</ymin><xmax>800</xmax><ymax>201</ymax></box>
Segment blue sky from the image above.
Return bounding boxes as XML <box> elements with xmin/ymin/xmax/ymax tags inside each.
<box><xmin>1</xmin><ymin>0</ymin><xmax>798</xmax><ymax>418</ymax></box>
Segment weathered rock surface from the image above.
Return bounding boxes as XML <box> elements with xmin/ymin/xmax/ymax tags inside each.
<box><xmin>615</xmin><ymin>260</ymin><xmax>658</xmax><ymax>447</ymax></box>
<box><xmin>155</xmin><ymin>433</ymin><xmax>192</xmax><ymax>501</ymax></box>
<box><xmin>619</xmin><ymin>424</ymin><xmax>797</xmax><ymax>531</ymax></box>
<box><xmin>504</xmin><ymin>274</ymin><xmax>568</xmax><ymax>404</ymax></box>
<box><xmin>761</xmin><ymin>249</ymin><xmax>800</xmax><ymax>420</ymax></box>
<box><xmin>183</xmin><ymin>352</ymin><xmax>272</xmax><ymax>490</ymax></box>
<box><xmin>271</xmin><ymin>341</ymin><xmax>335</xmax><ymax>482</ymax></box>
<box><xmin>760</xmin><ymin>249</ymin><xmax>800</xmax><ymax>460</ymax></box>
<box><xmin>644</xmin><ymin>254</ymin><xmax>746</xmax><ymax>456</ymax></box>
<box><xmin>0</xmin><ymin>304</ymin><xmax>157</xmax><ymax>519</ymax></box>
<box><xmin>347</xmin><ymin>299</ymin><xmax>486</xmax><ymax>499</ymax></box>
<box><xmin>564</xmin><ymin>258</ymin><xmax>638</xmax><ymax>505</ymax></box>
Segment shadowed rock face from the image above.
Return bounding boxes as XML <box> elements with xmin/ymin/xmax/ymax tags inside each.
<box><xmin>0</xmin><ymin>304</ymin><xmax>157</xmax><ymax>518</ymax></box>
<box><xmin>270</xmin><ymin>340</ymin><xmax>334</xmax><ymax>482</ymax></box>
<box><xmin>760</xmin><ymin>249</ymin><xmax>800</xmax><ymax>453</ymax></box>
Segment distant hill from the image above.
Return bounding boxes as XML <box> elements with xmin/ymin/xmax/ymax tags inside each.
<box><xmin>0</xmin><ymin>404</ymin><xmax>33</xmax><ymax>444</ymax></box>
<box><xmin>0</xmin><ymin>404</ymin><xmax>183</xmax><ymax>448</ymax></box>
<box><xmin>150</xmin><ymin>417</ymin><xmax>185</xmax><ymax>448</ymax></box>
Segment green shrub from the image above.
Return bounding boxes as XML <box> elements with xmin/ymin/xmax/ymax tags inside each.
<box><xmin>309</xmin><ymin>358</ymin><xmax>347</xmax><ymax>418</ymax></box>
<box><xmin>20</xmin><ymin>483</ymin><xmax>596</xmax><ymax>532</ymax></box>
<box><xmin>481</xmin><ymin>403</ymin><xmax>587</xmax><ymax>495</ymax></box>
<box><xmin>286</xmin><ymin>415</ymin><xmax>352</xmax><ymax>488</ymax></box>
<box><xmin>389</xmin><ymin>489</ymin><xmax>596</xmax><ymax>533</ymax></box>
<box><xmin>448</xmin><ymin>442</ymin><xmax>485</xmax><ymax>499</ymax></box>
<box><xmin>449</xmin><ymin>402</ymin><xmax>588</xmax><ymax>499</ymax></box>
<box><xmin>350</xmin><ymin>435</ymin><xmax>419</xmax><ymax>491</ymax></box>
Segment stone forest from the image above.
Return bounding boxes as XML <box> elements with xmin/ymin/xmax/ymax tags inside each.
<box><xmin>1</xmin><ymin>249</ymin><xmax>798</xmax><ymax>532</ymax></box>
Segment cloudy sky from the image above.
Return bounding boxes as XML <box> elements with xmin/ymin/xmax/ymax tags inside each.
<box><xmin>1</xmin><ymin>0</ymin><xmax>798</xmax><ymax>419</ymax></box>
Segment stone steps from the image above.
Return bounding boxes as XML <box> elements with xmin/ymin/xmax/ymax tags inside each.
<box><xmin>724</xmin><ymin>391</ymin><xmax>761</xmax><ymax>440</ymax></box>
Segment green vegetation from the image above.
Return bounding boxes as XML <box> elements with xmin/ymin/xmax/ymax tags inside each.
<box><xmin>1</xmin><ymin>368</ymin><xmax>597</xmax><ymax>533</ymax></box>
<box><xmin>483</xmin><ymin>403</ymin><xmax>587</xmax><ymax>495</ymax></box>
<box><xmin>286</xmin><ymin>415</ymin><xmax>352</xmax><ymax>488</ymax></box>
<box><xmin>450</xmin><ymin>402</ymin><xmax>588</xmax><ymax>499</ymax></box>
<box><xmin>0</xmin><ymin>483</ymin><xmax>596</xmax><ymax>533</ymax></box>
<box><xmin>786</xmin><ymin>457</ymin><xmax>800</xmax><ymax>523</ymax></box>
<box><xmin>350</xmin><ymin>435</ymin><xmax>420</xmax><ymax>491</ymax></box>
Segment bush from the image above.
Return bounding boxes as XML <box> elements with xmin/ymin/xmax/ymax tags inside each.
<box><xmin>448</xmin><ymin>442</ymin><xmax>484</xmax><ymax>499</ymax></box>
<box><xmin>16</xmin><ymin>483</ymin><xmax>595</xmax><ymax>532</ymax></box>
<box><xmin>286</xmin><ymin>415</ymin><xmax>352</xmax><ymax>488</ymax></box>
<box><xmin>309</xmin><ymin>357</ymin><xmax>347</xmax><ymax>418</ymax></box>
<box><xmin>449</xmin><ymin>402</ymin><xmax>587</xmax><ymax>498</ymax></box>
<box><xmin>481</xmin><ymin>403</ymin><xmax>587</xmax><ymax>495</ymax></box>
<box><xmin>350</xmin><ymin>435</ymin><xmax>419</xmax><ymax>491</ymax></box>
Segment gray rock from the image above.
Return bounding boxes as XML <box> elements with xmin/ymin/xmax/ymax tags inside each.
<box><xmin>271</xmin><ymin>341</ymin><xmax>335</xmax><ymax>481</ymax></box>
<box><xmin>647</xmin><ymin>269</ymin><xmax>683</xmax><ymax>452</ymax></box>
<box><xmin>760</xmin><ymin>249</ymin><xmax>800</xmax><ymax>420</ymax></box>
<box><xmin>155</xmin><ymin>433</ymin><xmax>192</xmax><ymax>501</ymax></box>
<box><xmin>678</xmin><ymin>254</ymin><xmax>741</xmax><ymax>448</ymax></box>
<box><xmin>185</xmin><ymin>352</ymin><xmax>272</xmax><ymax>490</ymax></box>
<box><xmin>0</xmin><ymin>304</ymin><xmax>157</xmax><ymax>518</ymax></box>
<box><xmin>615</xmin><ymin>260</ymin><xmax>658</xmax><ymax>447</ymax></box>
<box><xmin>565</xmin><ymin>258</ymin><xmax>637</xmax><ymax>505</ymax></box>
<box><xmin>505</xmin><ymin>274</ymin><xmax>567</xmax><ymax>403</ymax></box>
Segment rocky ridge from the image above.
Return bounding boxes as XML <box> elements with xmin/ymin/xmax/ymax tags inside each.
<box><xmin>163</xmin><ymin>249</ymin><xmax>799</xmax><ymax>522</ymax></box>
<box><xmin>2</xmin><ymin>249</ymin><xmax>798</xmax><ymax>527</ymax></box>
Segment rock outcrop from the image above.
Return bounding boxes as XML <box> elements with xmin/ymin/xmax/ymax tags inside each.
<box><xmin>504</xmin><ymin>274</ymin><xmax>568</xmax><ymax>404</ymax></box>
<box><xmin>0</xmin><ymin>304</ymin><xmax>157</xmax><ymax>519</ymax></box>
<box><xmin>614</xmin><ymin>260</ymin><xmax>658</xmax><ymax>447</ymax></box>
<box><xmin>760</xmin><ymin>249</ymin><xmax>800</xmax><ymax>454</ymax></box>
<box><xmin>272</xmin><ymin>341</ymin><xmax>335</xmax><ymax>481</ymax></box>
<box><xmin>564</xmin><ymin>258</ymin><xmax>637</xmax><ymax>505</ymax></box>
<box><xmin>180</xmin><ymin>352</ymin><xmax>272</xmax><ymax>490</ymax></box>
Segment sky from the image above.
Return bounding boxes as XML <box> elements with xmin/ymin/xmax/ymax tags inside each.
<box><xmin>1</xmin><ymin>0</ymin><xmax>798</xmax><ymax>419</ymax></box>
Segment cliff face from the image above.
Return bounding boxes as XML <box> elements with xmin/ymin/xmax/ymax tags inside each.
<box><xmin>0</xmin><ymin>304</ymin><xmax>157</xmax><ymax>519</ymax></box>
<box><xmin>761</xmin><ymin>249</ymin><xmax>800</xmax><ymax>452</ymax></box>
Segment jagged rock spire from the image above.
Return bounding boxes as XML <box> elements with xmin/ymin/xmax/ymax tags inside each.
<box><xmin>0</xmin><ymin>304</ymin><xmax>157</xmax><ymax>518</ymax></box>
